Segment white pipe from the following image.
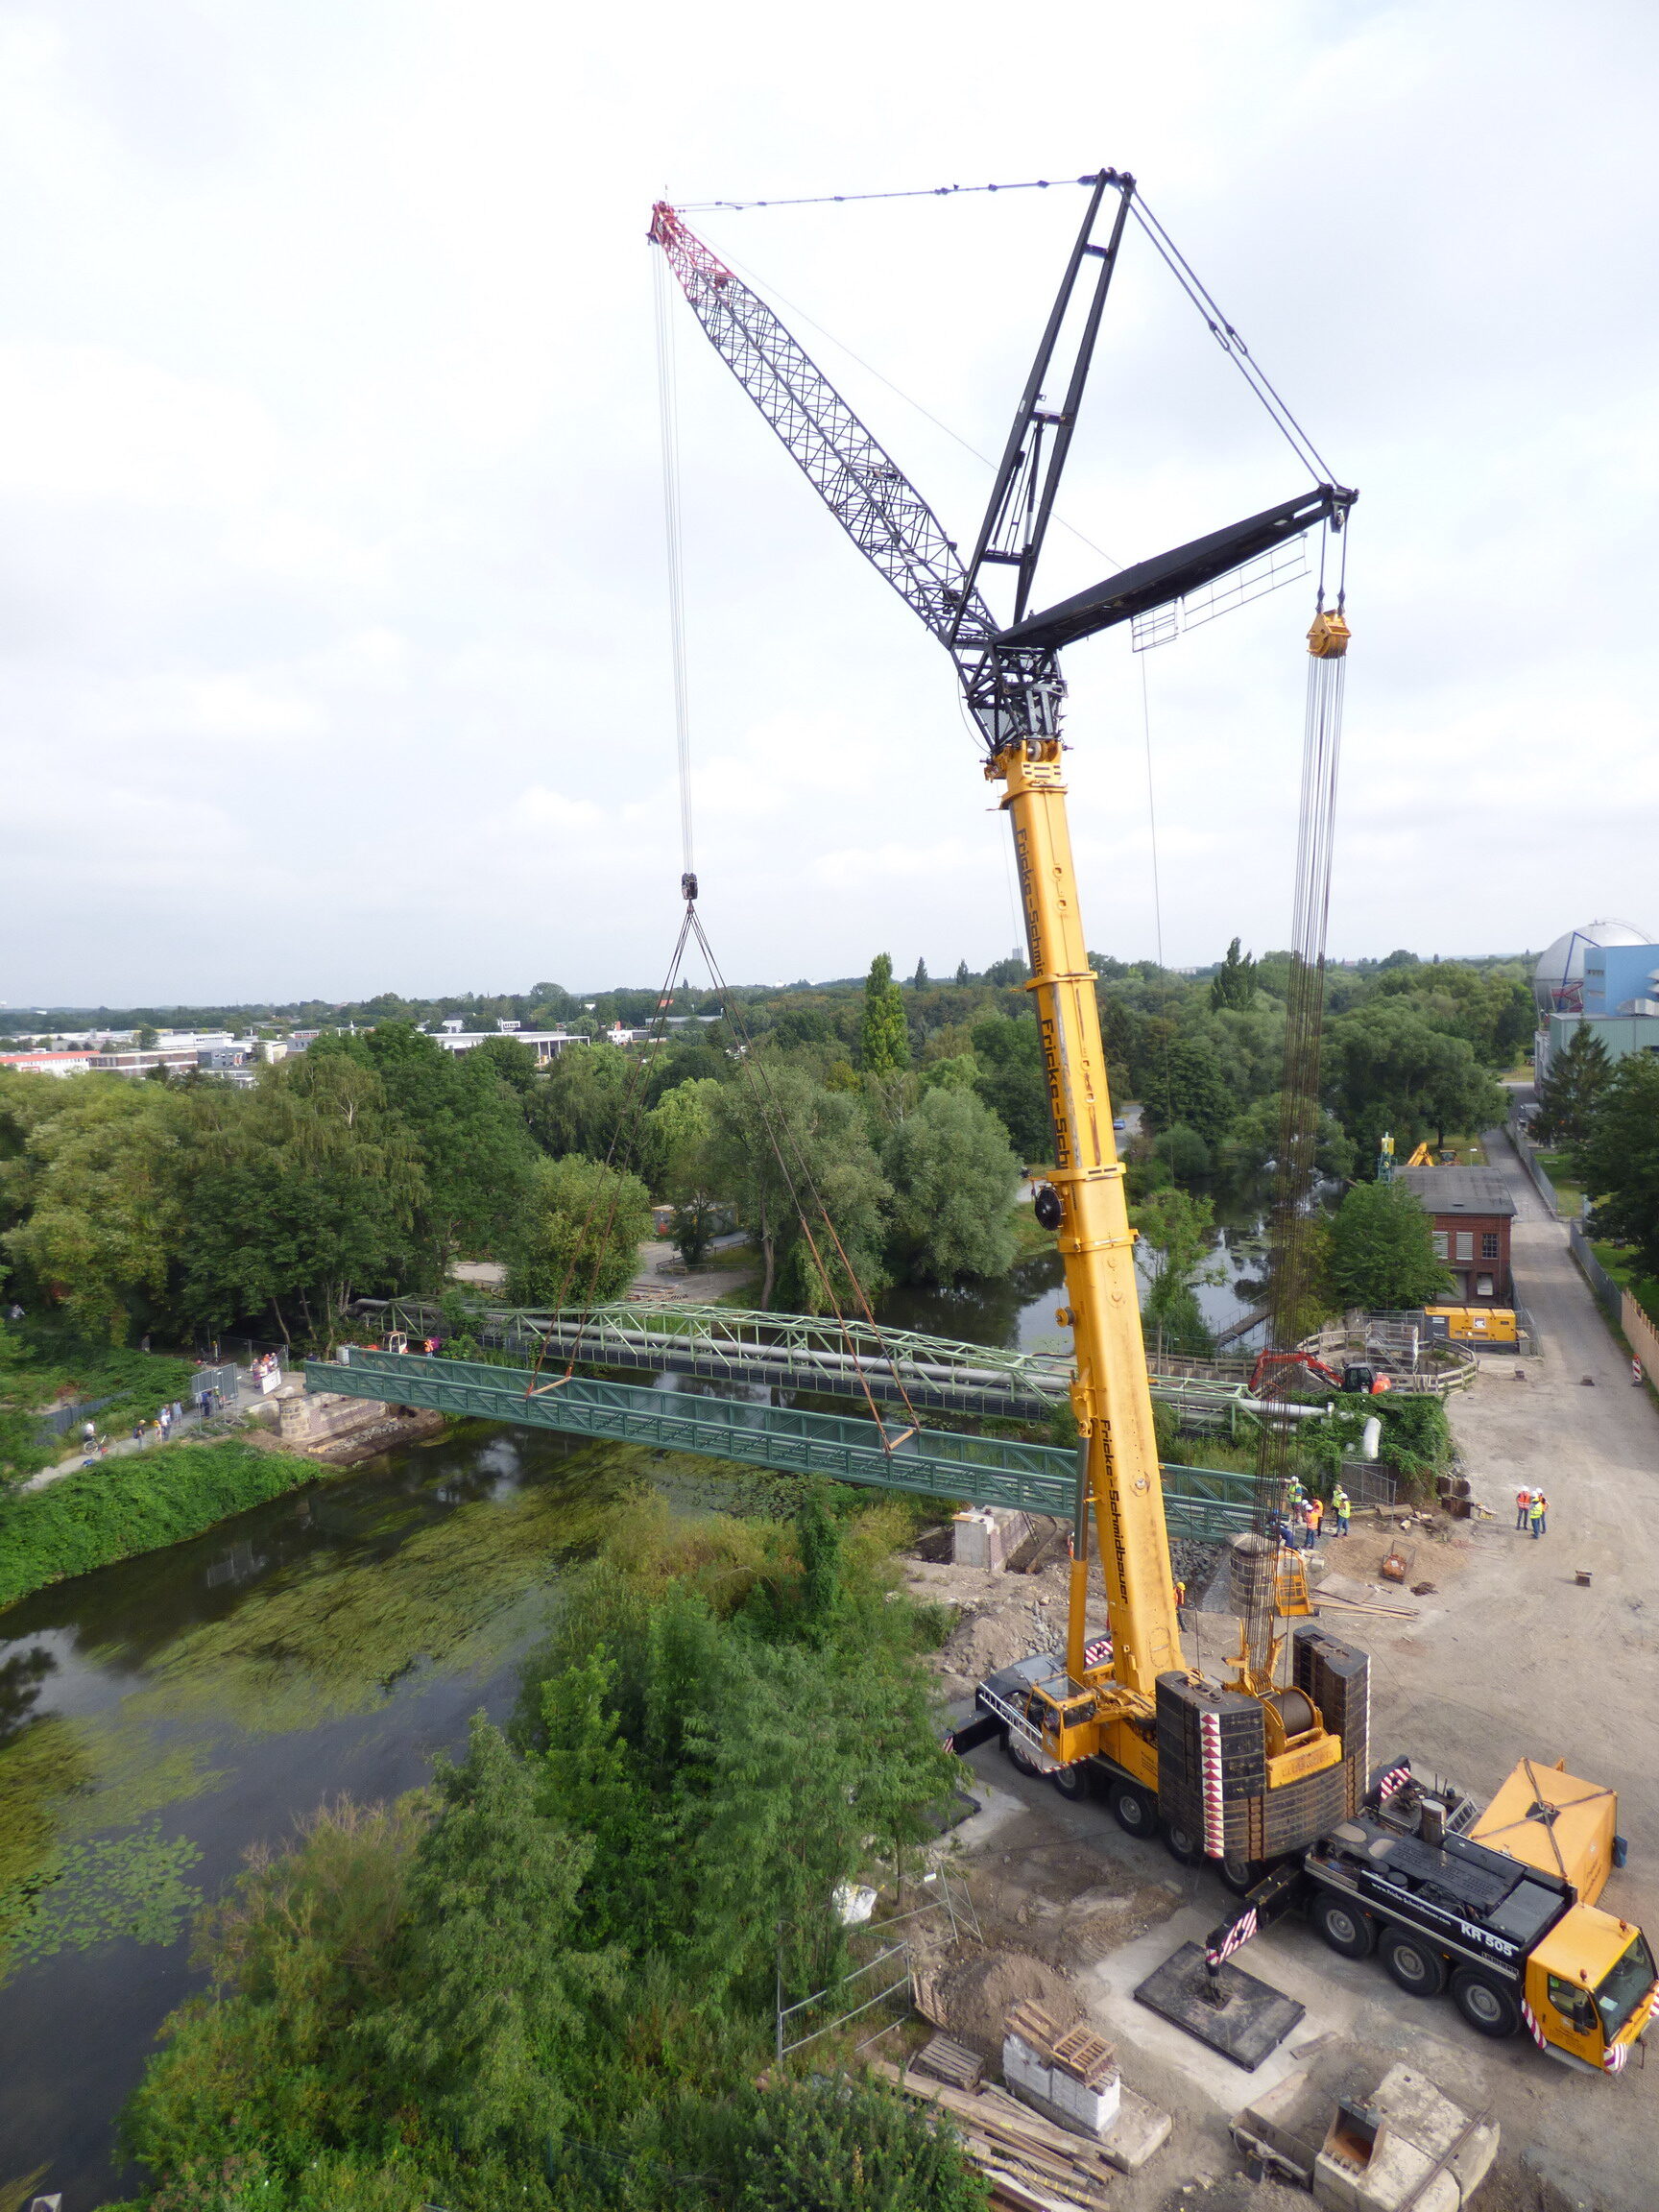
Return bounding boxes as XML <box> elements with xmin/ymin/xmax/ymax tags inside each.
<box><xmin>1360</xmin><ymin>1415</ymin><xmax>1382</xmax><ymax>1462</ymax></box>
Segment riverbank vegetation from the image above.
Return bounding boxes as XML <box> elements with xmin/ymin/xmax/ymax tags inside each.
<box><xmin>107</xmin><ymin>1490</ymin><xmax>988</xmax><ymax>2211</ymax></box>
<box><xmin>0</xmin><ymin>1437</ymin><xmax>319</xmax><ymax>1613</ymax></box>
<box><xmin>0</xmin><ymin>1321</ymin><xmax>198</xmax><ymax>1484</ymax></box>
<box><xmin>0</xmin><ymin>945</ymin><xmax>1529</xmax><ymax>1357</ymax></box>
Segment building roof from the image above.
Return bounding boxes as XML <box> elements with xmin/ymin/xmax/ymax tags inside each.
<box><xmin>1398</xmin><ymin>1166</ymin><xmax>1516</xmax><ymax>1218</ymax></box>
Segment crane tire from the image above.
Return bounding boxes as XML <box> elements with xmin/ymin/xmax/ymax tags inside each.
<box><xmin>1451</xmin><ymin>1969</ymin><xmax>1520</xmax><ymax>2039</ymax></box>
<box><xmin>1219</xmin><ymin>1855</ymin><xmax>1272</xmax><ymax>1896</ymax></box>
<box><xmin>1006</xmin><ymin>1735</ymin><xmax>1046</xmax><ymax>1779</ymax></box>
<box><xmin>1051</xmin><ymin>1762</ymin><xmax>1091</xmax><ymax>1801</ymax></box>
<box><xmin>1311</xmin><ymin>1892</ymin><xmax>1376</xmax><ymax>1960</ymax></box>
<box><xmin>1163</xmin><ymin>1820</ymin><xmax>1204</xmax><ymax>1865</ymax></box>
<box><xmin>1109</xmin><ymin>1783</ymin><xmax>1159</xmax><ymax>1839</ymax></box>
<box><xmin>1380</xmin><ymin>1926</ymin><xmax>1449</xmax><ymax>1997</ymax></box>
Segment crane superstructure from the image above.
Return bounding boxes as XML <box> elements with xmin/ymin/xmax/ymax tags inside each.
<box><xmin>649</xmin><ymin>179</ymin><xmax>1657</xmax><ymax>2074</ymax></box>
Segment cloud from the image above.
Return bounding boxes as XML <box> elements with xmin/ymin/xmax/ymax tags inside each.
<box><xmin>1</xmin><ymin>0</ymin><xmax>1656</xmax><ymax>1002</ymax></box>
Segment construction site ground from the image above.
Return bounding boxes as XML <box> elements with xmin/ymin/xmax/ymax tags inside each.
<box><xmin>904</xmin><ymin>1131</ymin><xmax>1656</xmax><ymax>2211</ymax></box>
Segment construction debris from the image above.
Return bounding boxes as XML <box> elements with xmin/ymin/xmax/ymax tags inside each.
<box><xmin>876</xmin><ymin>2055</ymin><xmax>1170</xmax><ymax>2204</ymax></box>
<box><xmin>1231</xmin><ymin>2055</ymin><xmax>1497</xmax><ymax>2208</ymax></box>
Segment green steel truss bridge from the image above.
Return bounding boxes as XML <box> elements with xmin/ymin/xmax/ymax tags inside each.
<box><xmin>352</xmin><ymin>1297</ymin><xmax>1262</xmax><ymax>1434</ymax></box>
<box><xmin>307</xmin><ymin>1345</ymin><xmax>1266</xmax><ymax>1543</ymax></box>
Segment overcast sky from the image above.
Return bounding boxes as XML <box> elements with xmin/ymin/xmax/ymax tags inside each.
<box><xmin>3</xmin><ymin>0</ymin><xmax>1657</xmax><ymax>1008</ymax></box>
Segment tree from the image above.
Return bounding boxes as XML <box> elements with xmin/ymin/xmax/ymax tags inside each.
<box><xmin>982</xmin><ymin>954</ymin><xmax>1029</xmax><ymax>987</ymax></box>
<box><xmin>505</xmin><ymin>1155</ymin><xmax>651</xmax><ymax>1308</ymax></box>
<box><xmin>1322</xmin><ymin>999</ymin><xmax>1505</xmax><ymax>1164</ymax></box>
<box><xmin>911</xmin><ymin>957</ymin><xmax>929</xmax><ymax>989</ymax></box>
<box><xmin>1152</xmin><ymin>1123</ymin><xmax>1212</xmax><ymax>1183</ymax></box>
<box><xmin>1131</xmin><ymin>1187</ymin><xmax>1225</xmax><ymax>1352</ymax></box>
<box><xmin>1227</xmin><ymin>1093</ymin><xmax>1355</xmax><ymax>1184</ymax></box>
<box><xmin>1140</xmin><ymin>1035</ymin><xmax>1238</xmax><ymax>1147</ymax></box>
<box><xmin>525</xmin><ymin>1042</ymin><xmax>637</xmax><ymax>1164</ymax></box>
<box><xmin>368</xmin><ymin>1718</ymin><xmax>618</xmax><ymax>2162</ymax></box>
<box><xmin>708</xmin><ymin>1064</ymin><xmax>890</xmax><ymax>1311</ymax></box>
<box><xmin>1576</xmin><ymin>1053</ymin><xmax>1659</xmax><ymax>1278</ymax></box>
<box><xmin>954</xmin><ymin>959</ymin><xmax>972</xmax><ymax>985</ymax></box>
<box><xmin>1531</xmin><ymin>1024</ymin><xmax>1613</xmax><ymax>1146</ymax></box>
<box><xmin>1325</xmin><ymin>1180</ymin><xmax>1451</xmax><ymax>1310</ymax></box>
<box><xmin>1210</xmin><ymin>937</ymin><xmax>1258</xmax><ymax>1012</ymax></box>
<box><xmin>882</xmin><ymin>1087</ymin><xmax>1020</xmax><ymax>1284</ymax></box>
<box><xmin>970</xmin><ymin>1013</ymin><xmax>1050</xmax><ymax>1160</ymax></box>
<box><xmin>1</xmin><ymin>1076</ymin><xmax>186</xmax><ymax>1340</ymax></box>
<box><xmin>180</xmin><ymin>1052</ymin><xmax>426</xmax><ymax>1345</ymax></box>
<box><xmin>643</xmin><ymin>1075</ymin><xmax>723</xmax><ymax>1201</ymax></box>
<box><xmin>361</xmin><ymin>1025</ymin><xmax>539</xmax><ymax>1281</ymax></box>
<box><xmin>859</xmin><ymin>954</ymin><xmax>910</xmax><ymax>1076</ymax></box>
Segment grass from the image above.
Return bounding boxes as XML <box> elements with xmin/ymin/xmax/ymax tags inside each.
<box><xmin>1531</xmin><ymin>1148</ymin><xmax>1587</xmax><ymax>1215</ymax></box>
<box><xmin>0</xmin><ymin>1435</ymin><xmax>324</xmax><ymax>1614</ymax></box>
<box><xmin>1590</xmin><ymin>1240</ymin><xmax>1659</xmax><ymax>1329</ymax></box>
<box><xmin>0</xmin><ymin>1326</ymin><xmax>199</xmax><ymax>1485</ymax></box>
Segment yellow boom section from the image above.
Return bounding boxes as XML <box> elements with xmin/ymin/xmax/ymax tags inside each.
<box><xmin>990</xmin><ymin>735</ymin><xmax>1184</xmax><ymax>1701</ymax></box>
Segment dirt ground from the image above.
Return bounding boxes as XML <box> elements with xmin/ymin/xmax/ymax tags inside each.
<box><xmin>904</xmin><ymin>1129</ymin><xmax>1658</xmax><ymax>2211</ymax></box>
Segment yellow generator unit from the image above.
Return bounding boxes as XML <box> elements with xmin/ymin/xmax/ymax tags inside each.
<box><xmin>1424</xmin><ymin>1306</ymin><xmax>1518</xmax><ymax>1345</ymax></box>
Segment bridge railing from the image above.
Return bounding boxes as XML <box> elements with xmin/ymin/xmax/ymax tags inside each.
<box><xmin>312</xmin><ymin>1349</ymin><xmax>1264</xmax><ymax>1541</ymax></box>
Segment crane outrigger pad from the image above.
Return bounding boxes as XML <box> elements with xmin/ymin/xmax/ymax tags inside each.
<box><xmin>1134</xmin><ymin>1943</ymin><xmax>1304</xmax><ymax>2070</ymax></box>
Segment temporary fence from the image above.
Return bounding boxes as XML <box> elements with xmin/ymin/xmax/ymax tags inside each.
<box><xmin>1569</xmin><ymin>1219</ymin><xmax>1623</xmax><ymax>1321</ymax></box>
<box><xmin>36</xmin><ymin>1392</ymin><xmax>123</xmax><ymax>1439</ymax></box>
<box><xmin>1624</xmin><ymin>1291</ymin><xmax>1659</xmax><ymax>1382</ymax></box>
<box><xmin>1506</xmin><ymin>1116</ymin><xmax>1566</xmax><ymax>1217</ymax></box>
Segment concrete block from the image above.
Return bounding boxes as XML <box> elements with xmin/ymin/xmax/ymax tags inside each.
<box><xmin>1310</xmin><ymin>2063</ymin><xmax>1497</xmax><ymax>2212</ymax></box>
<box><xmin>1096</xmin><ymin>2083</ymin><xmax>1170</xmax><ymax>2175</ymax></box>
<box><xmin>951</xmin><ymin>1507</ymin><xmax>1032</xmax><ymax>1570</ymax></box>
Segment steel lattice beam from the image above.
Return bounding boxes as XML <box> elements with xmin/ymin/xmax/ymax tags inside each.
<box><xmin>307</xmin><ymin>1351</ymin><xmax>1262</xmax><ymax>1539</ymax></box>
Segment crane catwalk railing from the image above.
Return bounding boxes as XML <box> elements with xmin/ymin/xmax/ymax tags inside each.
<box><xmin>307</xmin><ymin>1350</ymin><xmax>1263</xmax><ymax>1539</ymax></box>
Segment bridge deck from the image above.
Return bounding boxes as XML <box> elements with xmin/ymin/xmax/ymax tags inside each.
<box><xmin>308</xmin><ymin>1350</ymin><xmax>1263</xmax><ymax>1541</ymax></box>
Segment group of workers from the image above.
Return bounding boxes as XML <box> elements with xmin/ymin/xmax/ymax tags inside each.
<box><xmin>1269</xmin><ymin>1478</ymin><xmax>1352</xmax><ymax>1551</ymax></box>
<box><xmin>1515</xmin><ymin>1486</ymin><xmax>1550</xmax><ymax>1538</ymax></box>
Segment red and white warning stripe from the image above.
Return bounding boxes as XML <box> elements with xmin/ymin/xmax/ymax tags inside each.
<box><xmin>1603</xmin><ymin>2038</ymin><xmax>1629</xmax><ymax>2074</ymax></box>
<box><xmin>1375</xmin><ymin>1764</ymin><xmax>1411</xmax><ymax>1804</ymax></box>
<box><xmin>1206</xmin><ymin>1909</ymin><xmax>1259</xmax><ymax>1971</ymax></box>
<box><xmin>1199</xmin><ymin>1710</ymin><xmax>1225</xmax><ymax>1855</ymax></box>
<box><xmin>1519</xmin><ymin>1995</ymin><xmax>1551</xmax><ymax>2052</ymax></box>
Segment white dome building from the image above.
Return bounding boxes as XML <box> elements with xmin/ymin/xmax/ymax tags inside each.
<box><xmin>1532</xmin><ymin>920</ymin><xmax>1651</xmax><ymax>1014</ymax></box>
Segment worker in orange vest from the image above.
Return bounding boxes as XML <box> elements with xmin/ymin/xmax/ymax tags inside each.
<box><xmin>1515</xmin><ymin>1486</ymin><xmax>1530</xmax><ymax>1531</ymax></box>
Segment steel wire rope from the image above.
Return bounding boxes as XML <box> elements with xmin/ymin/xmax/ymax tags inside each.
<box><xmin>520</xmin><ymin>907</ymin><xmax>697</xmax><ymax>1398</ymax></box>
<box><xmin>685</xmin><ymin>907</ymin><xmax>926</xmax><ymax>1444</ymax></box>
<box><xmin>701</xmin><ymin>237</ymin><xmax>1122</xmax><ymax>571</ymax></box>
<box><xmin>654</xmin><ymin>242</ymin><xmax>697</xmax><ymax>878</ymax></box>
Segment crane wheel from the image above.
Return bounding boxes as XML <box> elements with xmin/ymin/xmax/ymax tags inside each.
<box><xmin>1380</xmin><ymin>1926</ymin><xmax>1448</xmax><ymax>1997</ymax></box>
<box><xmin>1051</xmin><ymin>1763</ymin><xmax>1092</xmax><ymax>1801</ymax></box>
<box><xmin>1451</xmin><ymin>1969</ymin><xmax>1520</xmax><ymax>2039</ymax></box>
<box><xmin>1005</xmin><ymin>1735</ymin><xmax>1046</xmax><ymax>1779</ymax></box>
<box><xmin>1218</xmin><ymin>1855</ymin><xmax>1272</xmax><ymax>1896</ymax></box>
<box><xmin>1163</xmin><ymin>1820</ymin><xmax>1203</xmax><ymax>1865</ymax></box>
<box><xmin>1311</xmin><ymin>1892</ymin><xmax>1376</xmax><ymax>1960</ymax></box>
<box><xmin>1109</xmin><ymin>1783</ymin><xmax>1159</xmax><ymax>1839</ymax></box>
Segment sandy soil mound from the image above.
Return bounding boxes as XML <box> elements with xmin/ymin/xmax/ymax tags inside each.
<box><xmin>926</xmin><ymin>1946</ymin><xmax>1081</xmax><ymax>2061</ymax></box>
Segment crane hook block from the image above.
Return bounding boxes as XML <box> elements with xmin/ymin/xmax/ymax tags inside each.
<box><xmin>682</xmin><ymin>871</ymin><xmax>699</xmax><ymax>903</ymax></box>
<box><xmin>1307</xmin><ymin>609</ymin><xmax>1351</xmax><ymax>660</ymax></box>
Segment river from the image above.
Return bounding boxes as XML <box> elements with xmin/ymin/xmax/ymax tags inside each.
<box><xmin>0</xmin><ymin>1421</ymin><xmax>759</xmax><ymax>2209</ymax></box>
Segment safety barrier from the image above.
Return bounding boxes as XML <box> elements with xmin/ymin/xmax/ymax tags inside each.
<box><xmin>1568</xmin><ymin>1218</ymin><xmax>1623</xmax><ymax>1321</ymax></box>
<box><xmin>307</xmin><ymin>1349</ymin><xmax>1265</xmax><ymax>1542</ymax></box>
<box><xmin>1506</xmin><ymin>1117</ymin><xmax>1566</xmax><ymax>1217</ymax></box>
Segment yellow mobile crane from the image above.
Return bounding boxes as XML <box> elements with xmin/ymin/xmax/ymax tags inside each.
<box><xmin>650</xmin><ymin>177</ymin><xmax>1655</xmax><ymax>2070</ymax></box>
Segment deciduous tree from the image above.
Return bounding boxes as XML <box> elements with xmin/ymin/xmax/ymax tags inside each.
<box><xmin>1325</xmin><ymin>1179</ymin><xmax>1451</xmax><ymax>1310</ymax></box>
<box><xmin>708</xmin><ymin>1065</ymin><xmax>889</xmax><ymax>1311</ymax></box>
<box><xmin>1210</xmin><ymin>936</ymin><xmax>1258</xmax><ymax>1012</ymax></box>
<box><xmin>1576</xmin><ymin>1052</ymin><xmax>1659</xmax><ymax>1277</ymax></box>
<box><xmin>505</xmin><ymin>1155</ymin><xmax>651</xmax><ymax>1308</ymax></box>
<box><xmin>882</xmin><ymin>1087</ymin><xmax>1019</xmax><ymax>1284</ymax></box>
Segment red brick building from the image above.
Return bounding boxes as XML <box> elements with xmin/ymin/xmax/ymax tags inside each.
<box><xmin>1398</xmin><ymin>1166</ymin><xmax>1516</xmax><ymax>1305</ymax></box>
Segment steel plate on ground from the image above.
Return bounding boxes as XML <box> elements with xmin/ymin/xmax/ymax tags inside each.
<box><xmin>1133</xmin><ymin>1942</ymin><xmax>1305</xmax><ymax>2069</ymax></box>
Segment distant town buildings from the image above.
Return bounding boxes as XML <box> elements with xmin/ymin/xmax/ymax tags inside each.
<box><xmin>432</xmin><ymin>1018</ymin><xmax>587</xmax><ymax>1066</ymax></box>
